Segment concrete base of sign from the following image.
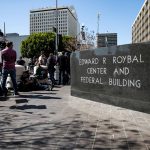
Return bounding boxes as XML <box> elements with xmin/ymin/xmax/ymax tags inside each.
<box><xmin>71</xmin><ymin>88</ymin><xmax>150</xmax><ymax>114</ymax></box>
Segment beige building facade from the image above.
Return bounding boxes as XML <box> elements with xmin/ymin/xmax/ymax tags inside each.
<box><xmin>132</xmin><ymin>0</ymin><xmax>150</xmax><ymax>43</ymax></box>
<box><xmin>30</xmin><ymin>6</ymin><xmax>79</xmax><ymax>37</ymax></box>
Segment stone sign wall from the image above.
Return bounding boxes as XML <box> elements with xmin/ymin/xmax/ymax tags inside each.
<box><xmin>70</xmin><ymin>43</ymin><xmax>150</xmax><ymax>113</ymax></box>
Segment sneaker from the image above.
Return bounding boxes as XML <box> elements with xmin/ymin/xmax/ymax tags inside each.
<box><xmin>14</xmin><ymin>92</ymin><xmax>20</xmax><ymax>96</ymax></box>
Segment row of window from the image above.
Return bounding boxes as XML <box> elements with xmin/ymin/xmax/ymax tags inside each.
<box><xmin>30</xmin><ymin>12</ymin><xmax>67</xmax><ymax>17</ymax></box>
<box><xmin>30</xmin><ymin>30</ymin><xmax>67</xmax><ymax>34</ymax></box>
<box><xmin>30</xmin><ymin>21</ymin><xmax>67</xmax><ymax>24</ymax></box>
<box><xmin>30</xmin><ymin>26</ymin><xmax>67</xmax><ymax>30</ymax></box>
<box><xmin>30</xmin><ymin>14</ymin><xmax>67</xmax><ymax>19</ymax></box>
<box><xmin>31</xmin><ymin>16</ymin><xmax>67</xmax><ymax>19</ymax></box>
<box><xmin>31</xmin><ymin>10</ymin><xmax>67</xmax><ymax>15</ymax></box>
<box><xmin>133</xmin><ymin>17</ymin><xmax>149</xmax><ymax>28</ymax></box>
<box><xmin>30</xmin><ymin>24</ymin><xmax>68</xmax><ymax>29</ymax></box>
<box><xmin>30</xmin><ymin>20</ymin><xmax>67</xmax><ymax>24</ymax></box>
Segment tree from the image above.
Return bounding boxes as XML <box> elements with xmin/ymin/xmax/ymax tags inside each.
<box><xmin>62</xmin><ymin>35</ymin><xmax>76</xmax><ymax>52</ymax></box>
<box><xmin>20</xmin><ymin>32</ymin><xmax>55</xmax><ymax>58</ymax></box>
<box><xmin>0</xmin><ymin>30</ymin><xmax>6</xmax><ymax>50</ymax></box>
<box><xmin>20</xmin><ymin>32</ymin><xmax>77</xmax><ymax>58</ymax></box>
<box><xmin>55</xmin><ymin>34</ymin><xmax>76</xmax><ymax>52</ymax></box>
<box><xmin>0</xmin><ymin>29</ymin><xmax>4</xmax><ymax>37</ymax></box>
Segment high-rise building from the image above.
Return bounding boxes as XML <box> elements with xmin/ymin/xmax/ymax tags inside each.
<box><xmin>97</xmin><ymin>33</ymin><xmax>117</xmax><ymax>48</ymax></box>
<box><xmin>132</xmin><ymin>0</ymin><xmax>150</xmax><ymax>43</ymax></box>
<box><xmin>30</xmin><ymin>6</ymin><xmax>79</xmax><ymax>37</ymax></box>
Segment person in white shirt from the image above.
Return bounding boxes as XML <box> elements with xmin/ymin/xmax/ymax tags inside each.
<box><xmin>38</xmin><ymin>51</ymin><xmax>46</xmax><ymax>65</ymax></box>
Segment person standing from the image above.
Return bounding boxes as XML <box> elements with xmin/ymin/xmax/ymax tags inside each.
<box><xmin>57</xmin><ymin>51</ymin><xmax>67</xmax><ymax>85</ymax></box>
<box><xmin>47</xmin><ymin>53</ymin><xmax>56</xmax><ymax>86</ymax></box>
<box><xmin>1</xmin><ymin>41</ymin><xmax>19</xmax><ymax>96</ymax></box>
<box><xmin>38</xmin><ymin>51</ymin><xmax>47</xmax><ymax>65</ymax></box>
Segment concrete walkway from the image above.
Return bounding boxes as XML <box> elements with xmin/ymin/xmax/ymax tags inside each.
<box><xmin>0</xmin><ymin>86</ymin><xmax>149</xmax><ymax>150</ymax></box>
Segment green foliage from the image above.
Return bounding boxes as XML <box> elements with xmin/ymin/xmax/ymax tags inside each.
<box><xmin>20</xmin><ymin>32</ymin><xmax>55</xmax><ymax>58</ymax></box>
<box><xmin>62</xmin><ymin>35</ymin><xmax>76</xmax><ymax>52</ymax></box>
<box><xmin>20</xmin><ymin>33</ymin><xmax>76</xmax><ymax>58</ymax></box>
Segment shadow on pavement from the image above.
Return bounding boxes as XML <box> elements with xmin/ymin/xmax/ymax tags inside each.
<box><xmin>9</xmin><ymin>104</ymin><xmax>47</xmax><ymax>110</ymax></box>
<box><xmin>0</xmin><ymin>97</ymin><xmax>9</xmax><ymax>101</ymax></box>
<box><xmin>19</xmin><ymin>94</ymin><xmax>61</xmax><ymax>100</ymax></box>
<box><xmin>0</xmin><ymin>111</ymin><xmax>148</xmax><ymax>149</ymax></box>
<box><xmin>31</xmin><ymin>92</ymin><xmax>57</xmax><ymax>95</ymax></box>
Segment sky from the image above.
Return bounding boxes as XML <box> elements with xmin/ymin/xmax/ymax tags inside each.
<box><xmin>0</xmin><ymin>0</ymin><xmax>145</xmax><ymax>45</ymax></box>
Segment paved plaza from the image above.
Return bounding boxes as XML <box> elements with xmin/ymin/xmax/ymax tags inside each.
<box><xmin>0</xmin><ymin>86</ymin><xmax>149</xmax><ymax>150</ymax></box>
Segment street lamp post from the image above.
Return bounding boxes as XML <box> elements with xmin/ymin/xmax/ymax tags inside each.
<box><xmin>55</xmin><ymin>0</ymin><xmax>58</xmax><ymax>56</ymax></box>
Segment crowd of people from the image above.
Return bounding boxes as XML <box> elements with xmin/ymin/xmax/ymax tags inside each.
<box><xmin>0</xmin><ymin>41</ymin><xmax>71</xmax><ymax>97</ymax></box>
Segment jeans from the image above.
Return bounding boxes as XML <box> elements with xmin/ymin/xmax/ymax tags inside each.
<box><xmin>48</xmin><ymin>69</ymin><xmax>55</xmax><ymax>85</ymax></box>
<box><xmin>59</xmin><ymin>69</ymin><xmax>66</xmax><ymax>85</ymax></box>
<box><xmin>1</xmin><ymin>68</ymin><xmax>18</xmax><ymax>94</ymax></box>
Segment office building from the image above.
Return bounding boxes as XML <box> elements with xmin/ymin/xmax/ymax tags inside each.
<box><xmin>97</xmin><ymin>33</ymin><xmax>117</xmax><ymax>48</ymax></box>
<box><xmin>30</xmin><ymin>6</ymin><xmax>79</xmax><ymax>37</ymax></box>
<box><xmin>6</xmin><ymin>33</ymin><xmax>29</xmax><ymax>58</ymax></box>
<box><xmin>132</xmin><ymin>0</ymin><xmax>150</xmax><ymax>43</ymax></box>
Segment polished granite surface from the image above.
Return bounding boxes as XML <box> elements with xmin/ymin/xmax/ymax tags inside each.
<box><xmin>71</xmin><ymin>43</ymin><xmax>150</xmax><ymax>113</ymax></box>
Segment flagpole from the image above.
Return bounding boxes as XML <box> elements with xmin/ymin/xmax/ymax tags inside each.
<box><xmin>55</xmin><ymin>0</ymin><xmax>58</xmax><ymax>56</ymax></box>
<box><xmin>4</xmin><ymin>22</ymin><xmax>6</xmax><ymax>40</ymax></box>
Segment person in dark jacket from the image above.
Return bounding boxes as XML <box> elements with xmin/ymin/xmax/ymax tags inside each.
<box><xmin>57</xmin><ymin>51</ymin><xmax>67</xmax><ymax>85</ymax></box>
<box><xmin>47</xmin><ymin>53</ymin><xmax>56</xmax><ymax>85</ymax></box>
